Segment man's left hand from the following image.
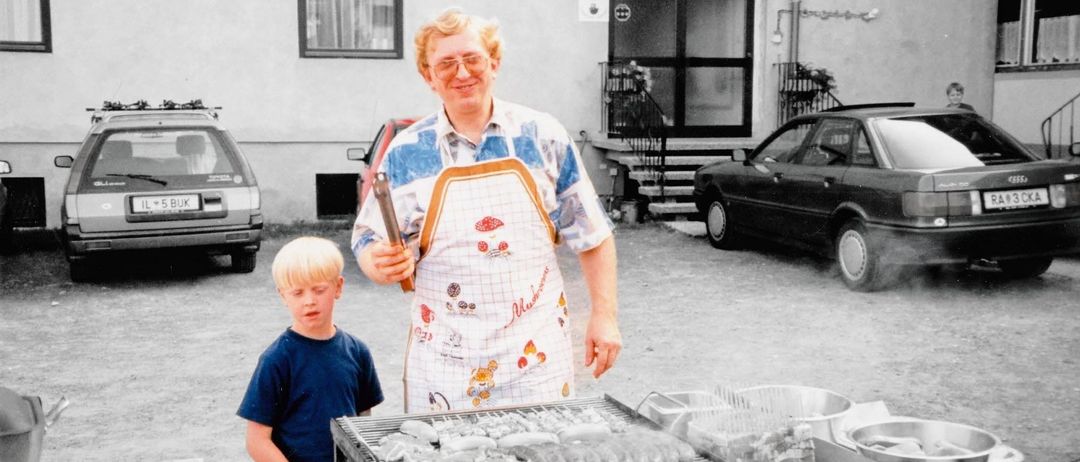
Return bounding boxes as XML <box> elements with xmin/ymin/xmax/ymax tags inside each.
<box><xmin>584</xmin><ymin>312</ymin><xmax>621</xmax><ymax>378</ymax></box>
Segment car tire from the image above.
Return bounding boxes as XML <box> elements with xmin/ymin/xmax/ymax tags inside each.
<box><xmin>69</xmin><ymin>259</ymin><xmax>92</xmax><ymax>282</ymax></box>
<box><xmin>998</xmin><ymin>257</ymin><xmax>1053</xmax><ymax>279</ymax></box>
<box><xmin>232</xmin><ymin>250</ymin><xmax>257</xmax><ymax>273</ymax></box>
<box><xmin>705</xmin><ymin>197</ymin><xmax>740</xmax><ymax>250</ymax></box>
<box><xmin>835</xmin><ymin>220</ymin><xmax>894</xmax><ymax>292</ymax></box>
<box><xmin>0</xmin><ymin>204</ymin><xmax>13</xmax><ymax>255</ymax></box>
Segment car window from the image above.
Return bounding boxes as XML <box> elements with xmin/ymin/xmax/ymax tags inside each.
<box><xmin>852</xmin><ymin>128</ymin><xmax>876</xmax><ymax>167</ymax></box>
<box><xmin>90</xmin><ymin>129</ymin><xmax>236</xmax><ymax>178</ymax></box>
<box><xmin>797</xmin><ymin>119</ymin><xmax>855</xmax><ymax>167</ymax></box>
<box><xmin>752</xmin><ymin>120</ymin><xmax>814</xmax><ymax>164</ymax></box>
<box><xmin>876</xmin><ymin>114</ymin><xmax>1035</xmax><ymax>169</ymax></box>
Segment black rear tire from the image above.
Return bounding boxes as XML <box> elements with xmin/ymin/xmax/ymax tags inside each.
<box><xmin>705</xmin><ymin>197</ymin><xmax>741</xmax><ymax>250</ymax></box>
<box><xmin>835</xmin><ymin>220</ymin><xmax>897</xmax><ymax>292</ymax></box>
<box><xmin>232</xmin><ymin>250</ymin><xmax>257</xmax><ymax>273</ymax></box>
<box><xmin>69</xmin><ymin>259</ymin><xmax>92</xmax><ymax>282</ymax></box>
<box><xmin>0</xmin><ymin>203</ymin><xmax>13</xmax><ymax>255</ymax></box>
<box><xmin>998</xmin><ymin>257</ymin><xmax>1053</xmax><ymax>279</ymax></box>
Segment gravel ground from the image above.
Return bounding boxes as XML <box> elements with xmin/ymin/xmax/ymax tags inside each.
<box><xmin>0</xmin><ymin>222</ymin><xmax>1078</xmax><ymax>461</ymax></box>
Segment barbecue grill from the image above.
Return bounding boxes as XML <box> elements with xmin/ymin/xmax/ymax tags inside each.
<box><xmin>330</xmin><ymin>394</ymin><xmax>877</xmax><ymax>462</ymax></box>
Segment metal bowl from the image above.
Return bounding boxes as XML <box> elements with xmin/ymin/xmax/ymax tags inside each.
<box><xmin>849</xmin><ymin>419</ymin><xmax>1001</xmax><ymax>462</ymax></box>
<box><xmin>735</xmin><ymin>385</ymin><xmax>854</xmax><ymax>444</ymax></box>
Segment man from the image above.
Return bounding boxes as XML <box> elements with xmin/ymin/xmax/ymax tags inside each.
<box><xmin>351</xmin><ymin>8</ymin><xmax>620</xmax><ymax>413</ymax></box>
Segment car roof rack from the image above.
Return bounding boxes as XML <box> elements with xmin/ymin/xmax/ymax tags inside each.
<box><xmin>86</xmin><ymin>99</ymin><xmax>222</xmax><ymax>123</ymax></box>
<box><xmin>822</xmin><ymin>102</ymin><xmax>916</xmax><ymax>112</ymax></box>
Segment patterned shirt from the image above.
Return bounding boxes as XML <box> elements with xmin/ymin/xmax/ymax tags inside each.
<box><xmin>351</xmin><ymin>98</ymin><xmax>614</xmax><ymax>260</ymax></box>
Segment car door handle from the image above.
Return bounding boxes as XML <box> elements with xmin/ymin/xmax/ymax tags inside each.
<box><xmin>823</xmin><ymin>176</ymin><xmax>836</xmax><ymax>188</ymax></box>
<box><xmin>773</xmin><ymin>172</ymin><xmax>783</xmax><ymax>183</ymax></box>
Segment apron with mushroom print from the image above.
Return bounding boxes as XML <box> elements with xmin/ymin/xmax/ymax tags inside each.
<box><xmin>350</xmin><ymin>101</ymin><xmax>614</xmax><ymax>414</ymax></box>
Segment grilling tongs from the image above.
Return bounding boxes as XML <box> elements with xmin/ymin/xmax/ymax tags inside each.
<box><xmin>372</xmin><ymin>172</ymin><xmax>415</xmax><ymax>292</ymax></box>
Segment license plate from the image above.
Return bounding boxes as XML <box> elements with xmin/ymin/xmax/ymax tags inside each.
<box><xmin>132</xmin><ymin>194</ymin><xmax>200</xmax><ymax>213</ymax></box>
<box><xmin>982</xmin><ymin>188</ymin><xmax>1049</xmax><ymax>210</ymax></box>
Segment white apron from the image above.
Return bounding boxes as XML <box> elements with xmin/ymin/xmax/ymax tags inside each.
<box><xmin>404</xmin><ymin>157</ymin><xmax>575</xmax><ymax>413</ymax></box>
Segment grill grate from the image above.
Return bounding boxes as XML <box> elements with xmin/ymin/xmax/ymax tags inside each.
<box><xmin>331</xmin><ymin>394</ymin><xmax>713</xmax><ymax>462</ymax></box>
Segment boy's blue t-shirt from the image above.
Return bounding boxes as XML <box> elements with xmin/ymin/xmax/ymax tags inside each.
<box><xmin>237</xmin><ymin>327</ymin><xmax>383</xmax><ymax>462</ymax></box>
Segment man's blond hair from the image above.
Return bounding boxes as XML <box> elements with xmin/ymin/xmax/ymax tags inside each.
<box><xmin>272</xmin><ymin>236</ymin><xmax>344</xmax><ymax>289</ymax></box>
<box><xmin>414</xmin><ymin>7</ymin><xmax>503</xmax><ymax>76</ymax></box>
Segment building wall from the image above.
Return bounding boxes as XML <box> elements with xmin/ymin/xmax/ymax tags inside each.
<box><xmin>992</xmin><ymin>70</ymin><xmax>1080</xmax><ymax>145</ymax></box>
<box><xmin>0</xmin><ymin>1</ymin><xmax>608</xmax><ymax>226</ymax></box>
<box><xmin>757</xmin><ymin>0</ymin><xmax>996</xmax><ymax>134</ymax></box>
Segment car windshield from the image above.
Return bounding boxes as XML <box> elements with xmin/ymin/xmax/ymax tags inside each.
<box><xmin>875</xmin><ymin>114</ymin><xmax>1034</xmax><ymax>169</ymax></box>
<box><xmin>90</xmin><ymin>128</ymin><xmax>236</xmax><ymax>179</ymax></box>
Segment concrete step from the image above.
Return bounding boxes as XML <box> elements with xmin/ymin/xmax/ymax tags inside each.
<box><xmin>592</xmin><ymin>136</ymin><xmax>760</xmax><ymax>152</ymax></box>
<box><xmin>606</xmin><ymin>153</ymin><xmax>728</xmax><ymax>167</ymax></box>
<box><xmin>629</xmin><ymin>170</ymin><xmax>696</xmax><ymax>182</ymax></box>
<box><xmin>647</xmin><ymin>202</ymin><xmax>698</xmax><ymax>216</ymax></box>
<box><xmin>639</xmin><ymin>185</ymin><xmax>694</xmax><ymax>197</ymax></box>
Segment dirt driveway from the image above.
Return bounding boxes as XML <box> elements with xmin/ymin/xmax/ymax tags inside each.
<box><xmin>1</xmin><ymin>222</ymin><xmax>1078</xmax><ymax>462</ymax></box>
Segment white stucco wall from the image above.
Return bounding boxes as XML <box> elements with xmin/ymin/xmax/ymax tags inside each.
<box><xmin>0</xmin><ymin>1</ymin><xmax>608</xmax><ymax>226</ymax></box>
<box><xmin>758</xmin><ymin>0</ymin><xmax>996</xmax><ymax>129</ymax></box>
<box><xmin>992</xmin><ymin>70</ymin><xmax>1080</xmax><ymax>145</ymax></box>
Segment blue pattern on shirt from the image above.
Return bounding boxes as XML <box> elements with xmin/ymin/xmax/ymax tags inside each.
<box><xmin>477</xmin><ymin>136</ymin><xmax>510</xmax><ymax>162</ymax></box>
<box><xmin>387</xmin><ymin>130</ymin><xmax>443</xmax><ymax>188</ymax></box>
<box><xmin>556</xmin><ymin>142</ymin><xmax>581</xmax><ymax>194</ymax></box>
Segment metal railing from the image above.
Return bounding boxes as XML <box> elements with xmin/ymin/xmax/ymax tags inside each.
<box><xmin>601</xmin><ymin>61</ymin><xmax>668</xmax><ymax>200</ymax></box>
<box><xmin>776</xmin><ymin>62</ymin><xmax>843</xmax><ymax>126</ymax></box>
<box><xmin>1040</xmin><ymin>91</ymin><xmax>1080</xmax><ymax>159</ymax></box>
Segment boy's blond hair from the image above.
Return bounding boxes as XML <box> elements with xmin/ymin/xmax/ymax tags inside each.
<box><xmin>414</xmin><ymin>7</ymin><xmax>503</xmax><ymax>76</ymax></box>
<box><xmin>272</xmin><ymin>236</ymin><xmax>344</xmax><ymax>290</ymax></box>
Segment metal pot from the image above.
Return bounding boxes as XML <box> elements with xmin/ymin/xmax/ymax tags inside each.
<box><xmin>735</xmin><ymin>384</ymin><xmax>855</xmax><ymax>445</ymax></box>
<box><xmin>848</xmin><ymin>419</ymin><xmax>999</xmax><ymax>462</ymax></box>
<box><xmin>0</xmin><ymin>387</ymin><xmax>68</xmax><ymax>462</ymax></box>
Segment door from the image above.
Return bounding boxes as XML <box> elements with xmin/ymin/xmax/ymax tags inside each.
<box><xmin>736</xmin><ymin>119</ymin><xmax>815</xmax><ymax>234</ymax></box>
<box><xmin>779</xmin><ymin>118</ymin><xmax>856</xmax><ymax>245</ymax></box>
<box><xmin>609</xmin><ymin>0</ymin><xmax>754</xmax><ymax>137</ymax></box>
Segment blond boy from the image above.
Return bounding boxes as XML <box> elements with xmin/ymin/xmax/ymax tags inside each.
<box><xmin>238</xmin><ymin>237</ymin><xmax>383</xmax><ymax>461</ymax></box>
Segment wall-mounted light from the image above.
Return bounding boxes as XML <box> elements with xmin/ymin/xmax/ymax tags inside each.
<box><xmin>771</xmin><ymin>9</ymin><xmax>792</xmax><ymax>44</ymax></box>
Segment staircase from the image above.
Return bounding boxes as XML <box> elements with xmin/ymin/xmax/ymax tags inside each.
<box><xmin>1041</xmin><ymin>90</ymin><xmax>1080</xmax><ymax>159</ymax></box>
<box><xmin>593</xmin><ymin>137</ymin><xmax>759</xmax><ymax>220</ymax></box>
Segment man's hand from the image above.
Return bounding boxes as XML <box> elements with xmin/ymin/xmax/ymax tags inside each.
<box><xmin>584</xmin><ymin>311</ymin><xmax>621</xmax><ymax>378</ymax></box>
<box><xmin>360</xmin><ymin>240</ymin><xmax>415</xmax><ymax>285</ymax></box>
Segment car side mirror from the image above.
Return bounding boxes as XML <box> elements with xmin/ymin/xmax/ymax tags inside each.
<box><xmin>0</xmin><ymin>160</ymin><xmax>10</xmax><ymax>174</ymax></box>
<box><xmin>346</xmin><ymin>147</ymin><xmax>368</xmax><ymax>162</ymax></box>
<box><xmin>1070</xmin><ymin>142</ymin><xmax>1080</xmax><ymax>157</ymax></box>
<box><xmin>54</xmin><ymin>156</ymin><xmax>74</xmax><ymax>168</ymax></box>
<box><xmin>732</xmin><ymin>149</ymin><xmax>747</xmax><ymax>163</ymax></box>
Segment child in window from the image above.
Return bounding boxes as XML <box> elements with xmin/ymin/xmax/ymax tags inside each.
<box><xmin>238</xmin><ymin>236</ymin><xmax>383</xmax><ymax>461</ymax></box>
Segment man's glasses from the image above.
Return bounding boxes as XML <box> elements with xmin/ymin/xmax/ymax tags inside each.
<box><xmin>431</xmin><ymin>54</ymin><xmax>488</xmax><ymax>80</ymax></box>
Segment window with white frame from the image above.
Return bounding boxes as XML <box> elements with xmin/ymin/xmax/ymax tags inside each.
<box><xmin>299</xmin><ymin>0</ymin><xmax>402</xmax><ymax>59</ymax></box>
<box><xmin>0</xmin><ymin>0</ymin><xmax>50</xmax><ymax>53</ymax></box>
<box><xmin>997</xmin><ymin>0</ymin><xmax>1080</xmax><ymax>68</ymax></box>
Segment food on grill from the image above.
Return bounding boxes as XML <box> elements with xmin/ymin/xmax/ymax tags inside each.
<box><xmin>441</xmin><ymin>435</ymin><xmax>498</xmax><ymax>453</ymax></box>
<box><xmin>362</xmin><ymin>402</ymin><xmax>696</xmax><ymax>461</ymax></box>
<box><xmin>557</xmin><ymin>423</ymin><xmax>612</xmax><ymax>443</ymax></box>
<box><xmin>401</xmin><ymin>419</ymin><xmax>440</xmax><ymax>443</ymax></box>
<box><xmin>496</xmin><ymin>431</ymin><xmax>560</xmax><ymax>448</ymax></box>
<box><xmin>374</xmin><ymin>432</ymin><xmax>436</xmax><ymax>460</ymax></box>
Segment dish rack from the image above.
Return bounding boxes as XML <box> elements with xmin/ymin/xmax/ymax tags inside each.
<box><xmin>638</xmin><ymin>387</ymin><xmax>816</xmax><ymax>462</ymax></box>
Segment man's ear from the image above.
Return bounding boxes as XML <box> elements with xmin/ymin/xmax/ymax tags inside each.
<box><xmin>421</xmin><ymin>69</ymin><xmax>437</xmax><ymax>91</ymax></box>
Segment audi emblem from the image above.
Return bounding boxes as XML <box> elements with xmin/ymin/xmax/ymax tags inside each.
<box><xmin>1007</xmin><ymin>175</ymin><xmax>1028</xmax><ymax>184</ymax></box>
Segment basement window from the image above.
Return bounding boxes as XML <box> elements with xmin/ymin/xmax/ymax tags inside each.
<box><xmin>0</xmin><ymin>0</ymin><xmax>51</xmax><ymax>53</ymax></box>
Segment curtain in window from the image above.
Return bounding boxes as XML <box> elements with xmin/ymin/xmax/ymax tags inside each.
<box><xmin>306</xmin><ymin>0</ymin><xmax>394</xmax><ymax>51</ymax></box>
<box><xmin>0</xmin><ymin>0</ymin><xmax>42</xmax><ymax>42</ymax></box>
<box><xmin>1036</xmin><ymin>15</ymin><xmax>1080</xmax><ymax>63</ymax></box>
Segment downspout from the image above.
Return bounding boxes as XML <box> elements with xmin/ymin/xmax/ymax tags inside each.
<box><xmin>791</xmin><ymin>0</ymin><xmax>801</xmax><ymax>64</ymax></box>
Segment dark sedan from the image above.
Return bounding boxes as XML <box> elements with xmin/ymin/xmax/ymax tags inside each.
<box><xmin>693</xmin><ymin>104</ymin><xmax>1080</xmax><ymax>291</ymax></box>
